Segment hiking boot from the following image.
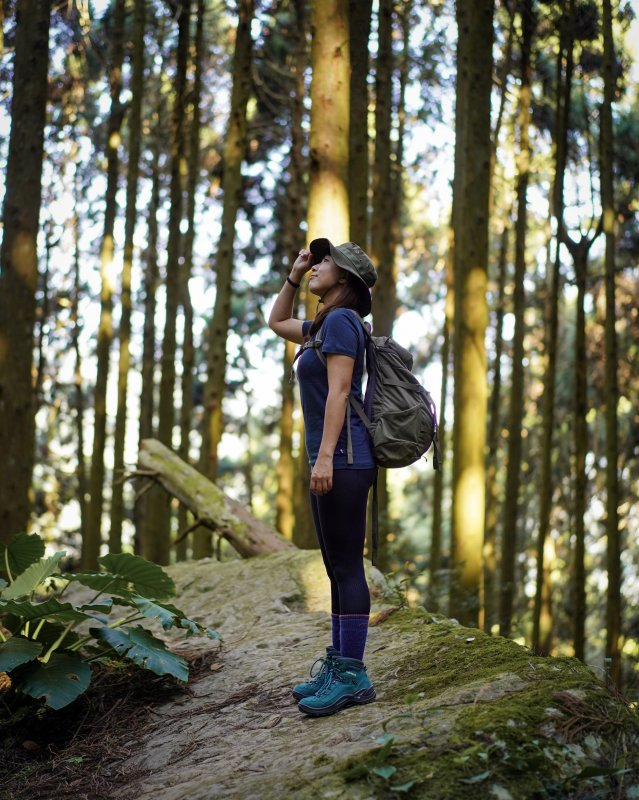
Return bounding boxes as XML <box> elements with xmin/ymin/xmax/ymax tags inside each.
<box><xmin>297</xmin><ymin>656</ymin><xmax>376</xmax><ymax>717</ymax></box>
<box><xmin>291</xmin><ymin>646</ymin><xmax>339</xmax><ymax>701</ymax></box>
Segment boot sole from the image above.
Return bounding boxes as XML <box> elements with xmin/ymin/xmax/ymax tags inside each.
<box><xmin>298</xmin><ymin>686</ymin><xmax>376</xmax><ymax>717</ymax></box>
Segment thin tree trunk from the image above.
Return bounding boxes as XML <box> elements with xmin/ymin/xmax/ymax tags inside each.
<box><xmin>110</xmin><ymin>0</ymin><xmax>146</xmax><ymax>553</ymax></box>
<box><xmin>499</xmin><ymin>0</ymin><xmax>534</xmax><ymax>637</ymax></box>
<box><xmin>72</xmin><ymin>147</ymin><xmax>88</xmax><ymax>550</ymax></box>
<box><xmin>136</xmin><ymin>53</ymin><xmax>166</xmax><ymax>559</ymax></box>
<box><xmin>35</xmin><ymin>220</ymin><xmax>52</xmax><ymax>414</ymax></box>
<box><xmin>600</xmin><ymin>0</ymin><xmax>621</xmax><ymax>687</ymax></box>
<box><xmin>199</xmin><ymin>0</ymin><xmax>255</xmax><ymax>484</ymax></box>
<box><xmin>154</xmin><ymin>0</ymin><xmax>191</xmax><ymax>565</ymax></box>
<box><xmin>370</xmin><ymin>0</ymin><xmax>394</xmax><ymax>573</ymax></box>
<box><xmin>85</xmin><ymin>0</ymin><xmax>126</xmax><ymax>568</ymax></box>
<box><xmin>0</xmin><ymin>0</ymin><xmax>52</xmax><ymax>543</ymax></box>
<box><xmin>178</xmin><ymin>0</ymin><xmax>205</xmax><ymax>561</ymax></box>
<box><xmin>532</xmin><ymin>0</ymin><xmax>574</xmax><ymax>652</ymax></box>
<box><xmin>483</xmin><ymin>219</ymin><xmax>509</xmax><ymax>632</ymax></box>
<box><xmin>348</xmin><ymin>0</ymin><xmax>373</xmax><ymax>246</ymax></box>
<box><xmin>572</xmin><ymin>244</ymin><xmax>588</xmax><ymax>661</ymax></box>
<box><xmin>449</xmin><ymin>0</ymin><xmax>494</xmax><ymax>627</ymax></box>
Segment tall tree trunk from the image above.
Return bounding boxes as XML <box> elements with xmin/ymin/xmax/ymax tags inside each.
<box><xmin>450</xmin><ymin>0</ymin><xmax>494</xmax><ymax>627</ymax></box>
<box><xmin>600</xmin><ymin>0</ymin><xmax>621</xmax><ymax>687</ymax></box>
<box><xmin>199</xmin><ymin>0</ymin><xmax>255</xmax><ymax>485</ymax></box>
<box><xmin>348</xmin><ymin>0</ymin><xmax>373</xmax><ymax>246</ymax></box>
<box><xmin>498</xmin><ymin>0</ymin><xmax>534</xmax><ymax>637</ymax></box>
<box><xmin>277</xmin><ymin>0</ymin><xmax>308</xmax><ymax>544</ymax></box>
<box><xmin>370</xmin><ymin>0</ymin><xmax>394</xmax><ymax>572</ymax></box>
<box><xmin>136</xmin><ymin>61</ymin><xmax>166</xmax><ymax>559</ymax></box>
<box><xmin>72</xmin><ymin>150</ymin><xmax>88</xmax><ymax>551</ymax></box>
<box><xmin>483</xmin><ymin>219</ymin><xmax>509</xmax><ymax>632</ymax></box>
<box><xmin>110</xmin><ymin>0</ymin><xmax>146</xmax><ymax>553</ymax></box>
<box><xmin>0</xmin><ymin>0</ymin><xmax>52</xmax><ymax>544</ymax></box>
<box><xmin>84</xmin><ymin>0</ymin><xmax>126</xmax><ymax>568</ymax></box>
<box><xmin>154</xmin><ymin>0</ymin><xmax>191</xmax><ymax>565</ymax></box>
<box><xmin>572</xmin><ymin>244</ymin><xmax>588</xmax><ymax>661</ymax></box>
<box><xmin>307</xmin><ymin>0</ymin><xmax>350</xmax><ymax>243</ymax></box>
<box><xmin>178</xmin><ymin>0</ymin><xmax>205</xmax><ymax>561</ymax></box>
<box><xmin>532</xmin><ymin>0</ymin><xmax>574</xmax><ymax>652</ymax></box>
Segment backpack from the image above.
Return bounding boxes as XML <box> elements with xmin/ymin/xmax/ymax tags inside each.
<box><xmin>294</xmin><ymin>310</ymin><xmax>441</xmax><ymax>564</ymax></box>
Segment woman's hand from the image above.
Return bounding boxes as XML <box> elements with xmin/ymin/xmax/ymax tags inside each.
<box><xmin>291</xmin><ymin>248</ymin><xmax>313</xmax><ymax>281</ymax></box>
<box><xmin>310</xmin><ymin>454</ymin><xmax>333</xmax><ymax>495</ymax></box>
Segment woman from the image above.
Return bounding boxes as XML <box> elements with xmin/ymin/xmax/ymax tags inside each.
<box><xmin>268</xmin><ymin>237</ymin><xmax>378</xmax><ymax>717</ymax></box>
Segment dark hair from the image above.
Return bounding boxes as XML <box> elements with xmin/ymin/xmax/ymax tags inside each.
<box><xmin>307</xmin><ymin>271</ymin><xmax>368</xmax><ymax>336</ymax></box>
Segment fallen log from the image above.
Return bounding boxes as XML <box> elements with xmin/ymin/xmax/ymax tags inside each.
<box><xmin>138</xmin><ymin>438</ymin><xmax>296</xmax><ymax>558</ymax></box>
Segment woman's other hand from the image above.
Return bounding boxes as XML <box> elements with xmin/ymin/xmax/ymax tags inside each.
<box><xmin>310</xmin><ymin>454</ymin><xmax>333</xmax><ymax>495</ymax></box>
<box><xmin>292</xmin><ymin>248</ymin><xmax>313</xmax><ymax>276</ymax></box>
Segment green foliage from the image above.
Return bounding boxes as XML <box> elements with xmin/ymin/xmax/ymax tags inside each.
<box><xmin>0</xmin><ymin>533</ymin><xmax>218</xmax><ymax>710</ymax></box>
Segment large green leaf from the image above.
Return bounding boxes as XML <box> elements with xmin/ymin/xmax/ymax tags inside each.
<box><xmin>18</xmin><ymin>652</ymin><xmax>91</xmax><ymax>709</ymax></box>
<box><xmin>0</xmin><ymin>597</ymin><xmax>90</xmax><ymax>625</ymax></box>
<box><xmin>128</xmin><ymin>595</ymin><xmax>218</xmax><ymax>639</ymax></box>
<box><xmin>69</xmin><ymin>554</ymin><xmax>175</xmax><ymax>601</ymax></box>
<box><xmin>0</xmin><ymin>533</ymin><xmax>45</xmax><ymax>580</ymax></box>
<box><xmin>99</xmin><ymin>553</ymin><xmax>175</xmax><ymax>599</ymax></box>
<box><xmin>95</xmin><ymin>625</ymin><xmax>188</xmax><ymax>681</ymax></box>
<box><xmin>0</xmin><ymin>636</ymin><xmax>43</xmax><ymax>672</ymax></box>
<box><xmin>1</xmin><ymin>552</ymin><xmax>66</xmax><ymax>600</ymax></box>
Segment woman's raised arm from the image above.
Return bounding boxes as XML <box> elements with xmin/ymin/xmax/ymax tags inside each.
<box><xmin>268</xmin><ymin>249</ymin><xmax>313</xmax><ymax>343</ymax></box>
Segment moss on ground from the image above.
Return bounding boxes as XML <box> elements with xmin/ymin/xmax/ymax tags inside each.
<box><xmin>311</xmin><ymin>608</ymin><xmax>639</xmax><ymax>800</ymax></box>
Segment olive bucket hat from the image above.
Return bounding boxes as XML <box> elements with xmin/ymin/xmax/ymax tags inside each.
<box><xmin>309</xmin><ymin>238</ymin><xmax>378</xmax><ymax>316</ymax></box>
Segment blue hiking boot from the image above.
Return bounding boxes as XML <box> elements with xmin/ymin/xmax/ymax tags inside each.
<box><xmin>291</xmin><ymin>646</ymin><xmax>339</xmax><ymax>701</ymax></box>
<box><xmin>297</xmin><ymin>656</ymin><xmax>376</xmax><ymax>716</ymax></box>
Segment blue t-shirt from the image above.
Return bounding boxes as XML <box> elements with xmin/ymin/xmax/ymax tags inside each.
<box><xmin>297</xmin><ymin>308</ymin><xmax>375</xmax><ymax>468</ymax></box>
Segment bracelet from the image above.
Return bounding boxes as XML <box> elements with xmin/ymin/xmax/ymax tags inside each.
<box><xmin>286</xmin><ymin>276</ymin><xmax>300</xmax><ymax>289</ymax></box>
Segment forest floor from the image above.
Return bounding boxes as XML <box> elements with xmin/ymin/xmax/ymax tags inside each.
<box><xmin>2</xmin><ymin>550</ymin><xmax>639</xmax><ymax>800</ymax></box>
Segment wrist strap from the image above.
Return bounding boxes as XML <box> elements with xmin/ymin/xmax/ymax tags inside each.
<box><xmin>286</xmin><ymin>276</ymin><xmax>300</xmax><ymax>289</ymax></box>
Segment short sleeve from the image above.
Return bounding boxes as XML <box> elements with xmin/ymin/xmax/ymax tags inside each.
<box><xmin>302</xmin><ymin>320</ymin><xmax>312</xmax><ymax>336</ymax></box>
<box><xmin>321</xmin><ymin>309</ymin><xmax>361</xmax><ymax>359</ymax></box>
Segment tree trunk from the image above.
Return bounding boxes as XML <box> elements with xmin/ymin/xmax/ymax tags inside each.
<box><xmin>178</xmin><ymin>0</ymin><xmax>205</xmax><ymax>561</ymax></box>
<box><xmin>307</xmin><ymin>0</ymin><xmax>350</xmax><ymax>243</ymax></box>
<box><xmin>483</xmin><ymin>219</ymin><xmax>509</xmax><ymax>632</ymax></box>
<box><xmin>499</xmin><ymin>0</ymin><xmax>534</xmax><ymax>637</ymax></box>
<box><xmin>348</xmin><ymin>0</ymin><xmax>373</xmax><ymax>246</ymax></box>
<box><xmin>370</xmin><ymin>0</ymin><xmax>394</xmax><ymax>572</ymax></box>
<box><xmin>572</xmin><ymin>244</ymin><xmax>588</xmax><ymax>661</ymax></box>
<box><xmin>138</xmin><ymin>440</ymin><xmax>295</xmax><ymax>558</ymax></box>
<box><xmin>110</xmin><ymin>0</ymin><xmax>146</xmax><ymax>553</ymax></box>
<box><xmin>84</xmin><ymin>0</ymin><xmax>126</xmax><ymax>568</ymax></box>
<box><xmin>276</xmin><ymin>0</ymin><xmax>308</xmax><ymax>544</ymax></box>
<box><xmin>154</xmin><ymin>0</ymin><xmax>191</xmax><ymax>565</ymax></box>
<box><xmin>600</xmin><ymin>0</ymin><xmax>621</xmax><ymax>687</ymax></box>
<box><xmin>449</xmin><ymin>0</ymin><xmax>494</xmax><ymax>627</ymax></box>
<box><xmin>136</xmin><ymin>38</ymin><xmax>166</xmax><ymax>559</ymax></box>
<box><xmin>532</xmin><ymin>0</ymin><xmax>574</xmax><ymax>653</ymax></box>
<box><xmin>0</xmin><ymin>0</ymin><xmax>52</xmax><ymax>543</ymax></box>
<box><xmin>199</xmin><ymin>0</ymin><xmax>255</xmax><ymax>484</ymax></box>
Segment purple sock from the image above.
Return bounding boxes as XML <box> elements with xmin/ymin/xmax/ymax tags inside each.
<box><xmin>331</xmin><ymin>613</ymin><xmax>341</xmax><ymax>652</ymax></box>
<box><xmin>339</xmin><ymin>614</ymin><xmax>369</xmax><ymax>661</ymax></box>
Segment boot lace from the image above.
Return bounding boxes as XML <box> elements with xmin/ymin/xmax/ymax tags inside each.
<box><xmin>313</xmin><ymin>665</ymin><xmax>357</xmax><ymax>697</ymax></box>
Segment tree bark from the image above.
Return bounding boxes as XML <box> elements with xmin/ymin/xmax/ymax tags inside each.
<box><xmin>307</xmin><ymin>0</ymin><xmax>350</xmax><ymax>243</ymax></box>
<box><xmin>600</xmin><ymin>0</ymin><xmax>621</xmax><ymax>687</ymax></box>
<box><xmin>532</xmin><ymin>0</ymin><xmax>574</xmax><ymax>653</ymax></box>
<box><xmin>483</xmin><ymin>219</ymin><xmax>509</xmax><ymax>632</ymax></box>
<box><xmin>0</xmin><ymin>0</ymin><xmax>52</xmax><ymax>543</ymax></box>
<box><xmin>154</xmin><ymin>0</ymin><xmax>191</xmax><ymax>564</ymax></box>
<box><xmin>178</xmin><ymin>0</ymin><xmax>205</xmax><ymax>561</ymax></box>
<box><xmin>499</xmin><ymin>0</ymin><xmax>534</xmax><ymax>637</ymax></box>
<box><xmin>348</xmin><ymin>0</ymin><xmax>373</xmax><ymax>246</ymax></box>
<box><xmin>85</xmin><ymin>0</ymin><xmax>126</xmax><ymax>568</ymax></box>
<box><xmin>199</xmin><ymin>0</ymin><xmax>255</xmax><ymax>483</ymax></box>
<box><xmin>110</xmin><ymin>0</ymin><xmax>146</xmax><ymax>553</ymax></box>
<box><xmin>449</xmin><ymin>0</ymin><xmax>494</xmax><ymax>627</ymax></box>
<box><xmin>138</xmin><ymin>440</ymin><xmax>295</xmax><ymax>558</ymax></box>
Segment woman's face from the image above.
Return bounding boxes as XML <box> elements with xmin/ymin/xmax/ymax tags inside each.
<box><xmin>308</xmin><ymin>254</ymin><xmax>343</xmax><ymax>299</ymax></box>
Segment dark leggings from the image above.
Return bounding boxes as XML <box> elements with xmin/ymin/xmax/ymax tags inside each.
<box><xmin>309</xmin><ymin>468</ymin><xmax>376</xmax><ymax>616</ymax></box>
